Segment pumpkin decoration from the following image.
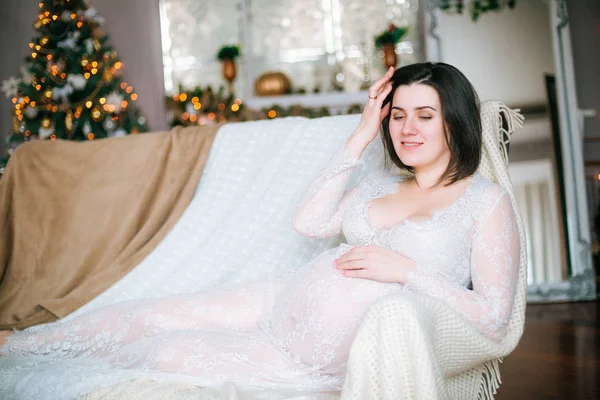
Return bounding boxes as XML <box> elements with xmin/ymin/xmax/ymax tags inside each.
<box><xmin>254</xmin><ymin>72</ymin><xmax>292</xmax><ymax>97</ymax></box>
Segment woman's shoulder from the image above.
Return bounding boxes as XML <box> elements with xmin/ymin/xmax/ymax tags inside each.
<box><xmin>471</xmin><ymin>173</ymin><xmax>509</xmax><ymax>200</ymax></box>
<box><xmin>468</xmin><ymin>173</ymin><xmax>513</xmax><ymax>223</ymax></box>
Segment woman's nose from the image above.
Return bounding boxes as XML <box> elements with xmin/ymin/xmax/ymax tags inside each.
<box><xmin>401</xmin><ymin>117</ymin><xmax>417</xmax><ymax>136</ymax></box>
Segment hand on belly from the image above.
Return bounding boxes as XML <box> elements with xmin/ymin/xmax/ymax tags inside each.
<box><xmin>267</xmin><ymin>246</ymin><xmax>402</xmax><ymax>370</ymax></box>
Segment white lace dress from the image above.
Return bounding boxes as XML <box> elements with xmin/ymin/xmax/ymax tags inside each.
<box><xmin>0</xmin><ymin>147</ymin><xmax>520</xmax><ymax>400</ymax></box>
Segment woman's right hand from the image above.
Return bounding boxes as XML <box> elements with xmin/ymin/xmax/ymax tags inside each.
<box><xmin>345</xmin><ymin>66</ymin><xmax>395</xmax><ymax>155</ymax></box>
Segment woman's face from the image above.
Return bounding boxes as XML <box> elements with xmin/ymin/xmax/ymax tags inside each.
<box><xmin>388</xmin><ymin>83</ymin><xmax>450</xmax><ymax>173</ymax></box>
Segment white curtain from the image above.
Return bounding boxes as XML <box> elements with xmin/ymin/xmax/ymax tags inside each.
<box><xmin>509</xmin><ymin>159</ymin><xmax>565</xmax><ymax>284</ymax></box>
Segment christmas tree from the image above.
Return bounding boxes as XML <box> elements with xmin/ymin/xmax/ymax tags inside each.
<box><xmin>1</xmin><ymin>0</ymin><xmax>148</xmax><ymax>172</ymax></box>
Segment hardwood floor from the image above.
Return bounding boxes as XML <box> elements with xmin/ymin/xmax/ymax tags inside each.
<box><xmin>496</xmin><ymin>300</ymin><xmax>600</xmax><ymax>400</ymax></box>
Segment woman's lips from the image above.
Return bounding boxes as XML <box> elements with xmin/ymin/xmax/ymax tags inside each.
<box><xmin>401</xmin><ymin>141</ymin><xmax>423</xmax><ymax>149</ymax></box>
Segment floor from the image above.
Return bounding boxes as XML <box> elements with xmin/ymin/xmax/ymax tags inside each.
<box><xmin>496</xmin><ymin>300</ymin><xmax>600</xmax><ymax>400</ymax></box>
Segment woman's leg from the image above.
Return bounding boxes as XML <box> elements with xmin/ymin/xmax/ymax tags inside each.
<box><xmin>3</xmin><ymin>279</ymin><xmax>287</xmax><ymax>358</ymax></box>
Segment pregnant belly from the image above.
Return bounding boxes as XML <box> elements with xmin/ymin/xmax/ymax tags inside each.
<box><xmin>263</xmin><ymin>244</ymin><xmax>403</xmax><ymax>373</ymax></box>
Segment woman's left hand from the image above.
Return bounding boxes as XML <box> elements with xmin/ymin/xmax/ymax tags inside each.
<box><xmin>334</xmin><ymin>246</ymin><xmax>417</xmax><ymax>283</ymax></box>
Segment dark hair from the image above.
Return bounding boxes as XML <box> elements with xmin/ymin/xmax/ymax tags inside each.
<box><xmin>380</xmin><ymin>62</ymin><xmax>481</xmax><ymax>186</ymax></box>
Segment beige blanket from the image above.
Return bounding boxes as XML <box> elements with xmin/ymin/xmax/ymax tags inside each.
<box><xmin>0</xmin><ymin>124</ymin><xmax>220</xmax><ymax>330</ymax></box>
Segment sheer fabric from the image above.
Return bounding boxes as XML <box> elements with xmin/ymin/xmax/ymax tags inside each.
<box><xmin>0</xmin><ymin>146</ymin><xmax>519</xmax><ymax>399</ymax></box>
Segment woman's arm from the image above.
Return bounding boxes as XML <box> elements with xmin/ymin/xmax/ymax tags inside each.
<box><xmin>294</xmin><ymin>67</ymin><xmax>394</xmax><ymax>239</ymax></box>
<box><xmin>292</xmin><ymin>141</ymin><xmax>365</xmax><ymax>239</ymax></box>
<box><xmin>404</xmin><ymin>192</ymin><xmax>520</xmax><ymax>341</ymax></box>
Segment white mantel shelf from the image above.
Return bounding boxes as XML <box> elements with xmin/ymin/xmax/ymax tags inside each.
<box><xmin>244</xmin><ymin>90</ymin><xmax>370</xmax><ymax>111</ymax></box>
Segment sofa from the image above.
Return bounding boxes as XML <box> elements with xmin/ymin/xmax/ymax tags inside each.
<box><xmin>0</xmin><ymin>101</ymin><xmax>526</xmax><ymax>399</ymax></box>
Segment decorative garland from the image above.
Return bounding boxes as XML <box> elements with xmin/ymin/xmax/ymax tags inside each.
<box><xmin>165</xmin><ymin>85</ymin><xmax>363</xmax><ymax>128</ymax></box>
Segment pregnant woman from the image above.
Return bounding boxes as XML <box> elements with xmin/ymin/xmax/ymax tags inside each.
<box><xmin>0</xmin><ymin>62</ymin><xmax>519</xmax><ymax>399</ymax></box>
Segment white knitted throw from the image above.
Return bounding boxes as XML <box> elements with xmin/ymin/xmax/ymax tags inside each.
<box><xmin>77</xmin><ymin>101</ymin><xmax>526</xmax><ymax>400</ymax></box>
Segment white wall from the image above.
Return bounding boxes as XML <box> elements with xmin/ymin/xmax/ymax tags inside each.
<box><xmin>93</xmin><ymin>0</ymin><xmax>168</xmax><ymax>132</ymax></box>
<box><xmin>0</xmin><ymin>1</ymin><xmax>39</xmax><ymax>150</ymax></box>
<box><xmin>435</xmin><ymin>0</ymin><xmax>556</xmax><ymax>107</ymax></box>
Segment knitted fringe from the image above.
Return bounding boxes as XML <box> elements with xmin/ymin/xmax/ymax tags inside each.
<box><xmin>476</xmin><ymin>358</ymin><xmax>503</xmax><ymax>400</ymax></box>
<box><xmin>496</xmin><ymin>104</ymin><xmax>525</xmax><ymax>164</ymax></box>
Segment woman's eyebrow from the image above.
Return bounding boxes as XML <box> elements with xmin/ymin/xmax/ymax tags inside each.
<box><xmin>390</xmin><ymin>106</ymin><xmax>437</xmax><ymax>111</ymax></box>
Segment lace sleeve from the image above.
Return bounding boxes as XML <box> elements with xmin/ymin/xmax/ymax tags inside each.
<box><xmin>404</xmin><ymin>192</ymin><xmax>520</xmax><ymax>341</ymax></box>
<box><xmin>293</xmin><ymin>147</ymin><xmax>365</xmax><ymax>238</ymax></box>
